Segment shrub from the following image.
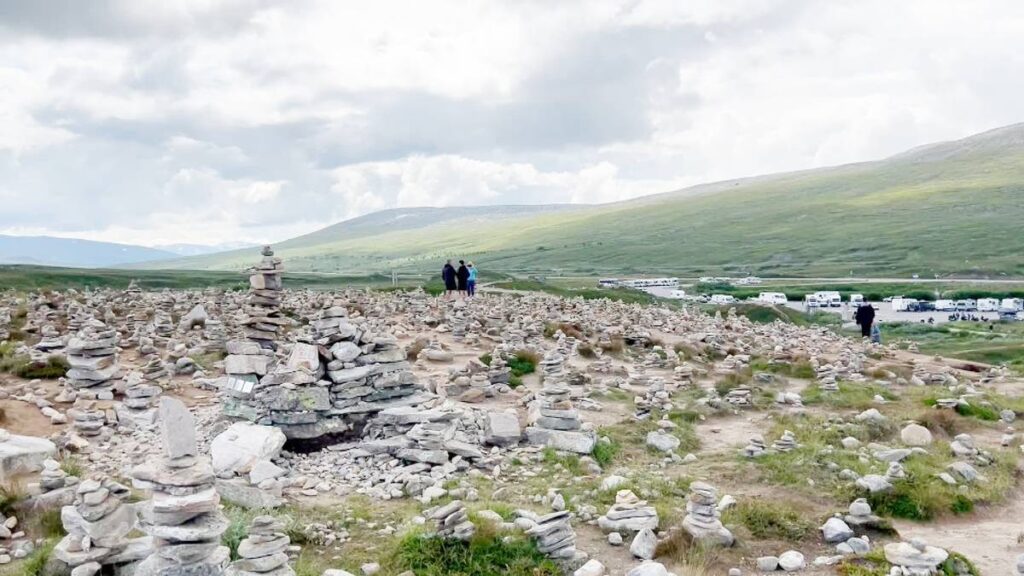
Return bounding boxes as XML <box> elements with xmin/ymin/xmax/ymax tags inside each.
<box><xmin>508</xmin><ymin>351</ymin><xmax>538</xmax><ymax>377</ymax></box>
<box><xmin>0</xmin><ymin>481</ymin><xmax>26</xmax><ymax>516</ymax></box>
<box><xmin>14</xmin><ymin>355</ymin><xmax>70</xmax><ymax>379</ymax></box>
<box><xmin>508</xmin><ymin>374</ymin><xmax>523</xmax><ymax>388</ymax></box>
<box><xmin>591</xmin><ymin>439</ymin><xmax>620</xmax><ymax>468</ymax></box>
<box><xmin>478</xmin><ymin>353</ymin><xmax>493</xmax><ymax>366</ymax></box>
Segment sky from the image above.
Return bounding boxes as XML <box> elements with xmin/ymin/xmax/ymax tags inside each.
<box><xmin>2</xmin><ymin>0</ymin><xmax>1023</xmax><ymax>247</ymax></box>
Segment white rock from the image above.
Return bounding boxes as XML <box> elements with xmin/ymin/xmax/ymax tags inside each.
<box><xmin>211</xmin><ymin>422</ymin><xmax>286</xmax><ymax>475</ymax></box>
<box><xmin>574</xmin><ymin>559</ymin><xmax>606</xmax><ymax>576</ymax></box>
<box><xmin>778</xmin><ymin>550</ymin><xmax>805</xmax><ymax>571</ymax></box>
<box><xmin>900</xmin><ymin>424</ymin><xmax>933</xmax><ymax>447</ymax></box>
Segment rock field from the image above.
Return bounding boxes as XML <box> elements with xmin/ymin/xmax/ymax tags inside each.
<box><xmin>0</xmin><ymin>248</ymin><xmax>1022</xmax><ymax>576</ymax></box>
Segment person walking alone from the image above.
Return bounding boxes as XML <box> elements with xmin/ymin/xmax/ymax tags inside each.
<box><xmin>441</xmin><ymin>260</ymin><xmax>457</xmax><ymax>299</ymax></box>
<box><xmin>467</xmin><ymin>261</ymin><xmax>478</xmax><ymax>297</ymax></box>
<box><xmin>854</xmin><ymin>302</ymin><xmax>875</xmax><ymax>338</ymax></box>
<box><xmin>456</xmin><ymin>260</ymin><xmax>470</xmax><ymax>297</ymax></box>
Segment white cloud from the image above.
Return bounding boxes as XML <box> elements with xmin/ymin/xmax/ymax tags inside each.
<box><xmin>1</xmin><ymin>0</ymin><xmax>1023</xmax><ymax>246</ymax></box>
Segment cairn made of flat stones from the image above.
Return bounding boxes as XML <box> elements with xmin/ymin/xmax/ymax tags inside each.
<box><xmin>66</xmin><ymin>320</ymin><xmax>120</xmax><ymax>393</ymax></box>
<box><xmin>681</xmin><ymin>481</ymin><xmax>734</xmax><ymax>547</ymax></box>
<box><xmin>426</xmin><ymin>500</ymin><xmax>475</xmax><ymax>541</ymax></box>
<box><xmin>225</xmin><ymin>516</ymin><xmax>294</xmax><ymax>576</ymax></box>
<box><xmin>132</xmin><ymin>397</ymin><xmax>229</xmax><ymax>576</ymax></box>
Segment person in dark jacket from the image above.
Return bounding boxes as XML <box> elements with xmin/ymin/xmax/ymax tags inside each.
<box><xmin>441</xmin><ymin>260</ymin><xmax>457</xmax><ymax>298</ymax></box>
<box><xmin>456</xmin><ymin>260</ymin><xmax>470</xmax><ymax>296</ymax></box>
<box><xmin>854</xmin><ymin>303</ymin><xmax>875</xmax><ymax>338</ymax></box>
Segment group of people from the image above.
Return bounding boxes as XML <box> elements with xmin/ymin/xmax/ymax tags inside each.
<box><xmin>441</xmin><ymin>259</ymin><xmax>478</xmax><ymax>298</ymax></box>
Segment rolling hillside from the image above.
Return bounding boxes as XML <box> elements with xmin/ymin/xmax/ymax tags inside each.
<box><xmin>150</xmin><ymin>123</ymin><xmax>1024</xmax><ymax>278</ymax></box>
<box><xmin>0</xmin><ymin>235</ymin><xmax>177</xmax><ymax>268</ymax></box>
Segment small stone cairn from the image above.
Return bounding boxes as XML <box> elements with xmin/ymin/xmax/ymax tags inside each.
<box><xmin>597</xmin><ymin>490</ymin><xmax>659</xmax><ymax>533</ymax></box>
<box><xmin>225</xmin><ymin>516</ymin><xmax>295</xmax><ymax>576</ymax></box>
<box><xmin>539</xmin><ymin>350</ymin><xmax>566</xmax><ymax>381</ymax></box>
<box><xmin>742</xmin><ymin>434</ymin><xmax>767</xmax><ymax>458</ymax></box>
<box><xmin>844</xmin><ymin>498</ymin><xmax>884</xmax><ymax>530</ymax></box>
<box><xmin>66</xmin><ymin>320</ymin><xmax>120</xmax><ymax>392</ymax></box>
<box><xmin>426</xmin><ymin>500</ymin><xmax>475</xmax><ymax>541</ymax></box>
<box><xmin>53</xmin><ymin>476</ymin><xmax>146</xmax><ymax>570</ymax></box>
<box><xmin>525</xmin><ymin>510</ymin><xmax>578</xmax><ymax>560</ymax></box>
<box><xmin>525</xmin><ymin>377</ymin><xmax>596</xmax><ymax>454</ymax></box>
<box><xmin>681</xmin><ymin>482</ymin><xmax>734</xmax><ymax>547</ymax></box>
<box><xmin>132</xmin><ymin>397</ymin><xmax>229</xmax><ymax>576</ymax></box>
<box><xmin>40</xmin><ymin>458</ymin><xmax>72</xmax><ymax>492</ymax></box>
<box><xmin>68</xmin><ymin>399</ymin><xmax>107</xmax><ymax>438</ymax></box>
<box><xmin>118</xmin><ymin>371</ymin><xmax>163</xmax><ymax>427</ymax></box>
<box><xmin>772</xmin><ymin>430</ymin><xmax>798</xmax><ymax>452</ymax></box>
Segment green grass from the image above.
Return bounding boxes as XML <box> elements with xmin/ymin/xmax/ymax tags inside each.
<box><xmin>801</xmin><ymin>382</ymin><xmax>898</xmax><ymax>410</ymax></box>
<box><xmin>922</xmin><ymin>396</ymin><xmax>1000</xmax><ymax>421</ymax></box>
<box><xmin>1</xmin><ymin>538</ymin><xmax>57</xmax><ymax>576</ymax></box>
<box><xmin>721</xmin><ymin>501</ymin><xmax>816</xmax><ymax>542</ymax></box>
<box><xmin>386</xmin><ymin>528</ymin><xmax>561</xmax><ymax>576</ymax></box>
<box><xmin>591</xmin><ymin>438</ymin><xmax>620</xmax><ymax>467</ymax></box>
<box><xmin>507</xmin><ymin>351</ymin><xmax>538</xmax><ymax>377</ymax></box>
<box><xmin>13</xmin><ymin>355</ymin><xmax>69</xmax><ymax>379</ymax></box>
<box><xmin>886</xmin><ymin>321</ymin><xmax>1024</xmax><ymax>373</ymax></box>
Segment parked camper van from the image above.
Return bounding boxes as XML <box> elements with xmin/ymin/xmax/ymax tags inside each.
<box><xmin>757</xmin><ymin>292</ymin><xmax>788</xmax><ymax>305</ymax></box>
<box><xmin>804</xmin><ymin>294</ymin><xmax>821</xmax><ymax>308</ymax></box>
<box><xmin>813</xmin><ymin>291</ymin><xmax>841</xmax><ymax>307</ymax></box>
<box><xmin>891</xmin><ymin>297</ymin><xmax>918</xmax><ymax>312</ymax></box>
<box><xmin>710</xmin><ymin>294</ymin><xmax>736</xmax><ymax>305</ymax></box>
<box><xmin>849</xmin><ymin>294</ymin><xmax>865</xmax><ymax>305</ymax></box>
<box><xmin>978</xmin><ymin>298</ymin><xmax>1000</xmax><ymax>312</ymax></box>
<box><xmin>1000</xmin><ymin>298</ymin><xmax>1024</xmax><ymax>313</ymax></box>
<box><xmin>955</xmin><ymin>299</ymin><xmax>977</xmax><ymax>312</ymax></box>
<box><xmin>934</xmin><ymin>299</ymin><xmax>956</xmax><ymax>312</ymax></box>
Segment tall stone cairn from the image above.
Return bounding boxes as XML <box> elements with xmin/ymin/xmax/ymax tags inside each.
<box><xmin>66</xmin><ymin>319</ymin><xmax>120</xmax><ymax>391</ymax></box>
<box><xmin>223</xmin><ymin>247</ymin><xmax>285</xmax><ymax>422</ymax></box>
<box><xmin>132</xmin><ymin>397</ymin><xmax>229</xmax><ymax>576</ymax></box>
<box><xmin>680</xmin><ymin>481</ymin><xmax>734</xmax><ymax>547</ymax></box>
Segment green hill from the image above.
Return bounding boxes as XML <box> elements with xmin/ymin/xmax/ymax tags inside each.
<box><xmin>151</xmin><ymin>123</ymin><xmax>1024</xmax><ymax>278</ymax></box>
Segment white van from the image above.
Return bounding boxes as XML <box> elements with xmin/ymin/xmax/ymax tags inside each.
<box><xmin>934</xmin><ymin>299</ymin><xmax>956</xmax><ymax>312</ymax></box>
<box><xmin>891</xmin><ymin>297</ymin><xmax>918</xmax><ymax>312</ymax></box>
<box><xmin>804</xmin><ymin>294</ymin><xmax>821</xmax><ymax>308</ymax></box>
<box><xmin>849</xmin><ymin>294</ymin><xmax>865</xmax><ymax>305</ymax></box>
<box><xmin>1000</xmin><ymin>298</ymin><xmax>1024</xmax><ymax>312</ymax></box>
<box><xmin>757</xmin><ymin>292</ymin><xmax>788</xmax><ymax>305</ymax></box>
<box><xmin>814</xmin><ymin>291</ymin><xmax>842</xmax><ymax>307</ymax></box>
<box><xmin>978</xmin><ymin>298</ymin><xmax>1000</xmax><ymax>312</ymax></box>
<box><xmin>710</xmin><ymin>294</ymin><xmax>736</xmax><ymax>305</ymax></box>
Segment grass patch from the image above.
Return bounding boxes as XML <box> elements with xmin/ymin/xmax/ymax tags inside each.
<box><xmin>4</xmin><ymin>538</ymin><xmax>57</xmax><ymax>576</ymax></box>
<box><xmin>508</xmin><ymin>351</ymin><xmax>538</xmax><ymax>377</ymax></box>
<box><xmin>591</xmin><ymin>438</ymin><xmax>620</xmax><ymax>468</ymax></box>
<box><xmin>802</xmin><ymin>382</ymin><xmax>897</xmax><ymax>410</ymax></box>
<box><xmin>922</xmin><ymin>397</ymin><xmax>999</xmax><ymax>422</ymax></box>
<box><xmin>387</xmin><ymin>528</ymin><xmax>561</xmax><ymax>576</ymax></box>
<box><xmin>721</xmin><ymin>500</ymin><xmax>816</xmax><ymax>542</ymax></box>
<box><xmin>13</xmin><ymin>355</ymin><xmax>69</xmax><ymax>379</ymax></box>
<box><xmin>541</xmin><ymin>447</ymin><xmax>582</xmax><ymax>475</ymax></box>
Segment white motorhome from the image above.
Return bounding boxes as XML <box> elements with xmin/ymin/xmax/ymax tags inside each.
<box><xmin>955</xmin><ymin>299</ymin><xmax>977</xmax><ymax>312</ymax></box>
<box><xmin>849</xmin><ymin>294</ymin><xmax>865</xmax><ymax>305</ymax></box>
<box><xmin>813</xmin><ymin>291</ymin><xmax>842</xmax><ymax>307</ymax></box>
<box><xmin>710</xmin><ymin>294</ymin><xmax>736</xmax><ymax>305</ymax></box>
<box><xmin>934</xmin><ymin>299</ymin><xmax>956</xmax><ymax>312</ymax></box>
<box><xmin>1000</xmin><ymin>298</ymin><xmax>1024</xmax><ymax>312</ymax></box>
<box><xmin>891</xmin><ymin>297</ymin><xmax>918</xmax><ymax>312</ymax></box>
<box><xmin>756</xmin><ymin>292</ymin><xmax>788</xmax><ymax>305</ymax></box>
<box><xmin>978</xmin><ymin>298</ymin><xmax>1000</xmax><ymax>312</ymax></box>
<box><xmin>618</xmin><ymin>277</ymin><xmax>679</xmax><ymax>289</ymax></box>
<box><xmin>804</xmin><ymin>294</ymin><xmax>821</xmax><ymax>308</ymax></box>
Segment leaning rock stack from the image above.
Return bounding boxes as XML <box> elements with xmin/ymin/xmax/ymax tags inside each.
<box><xmin>132</xmin><ymin>398</ymin><xmax>229</xmax><ymax>576</ymax></box>
<box><xmin>681</xmin><ymin>482</ymin><xmax>734</xmax><ymax>547</ymax></box>
<box><xmin>597</xmin><ymin>490</ymin><xmax>659</xmax><ymax>533</ymax></box>
<box><xmin>525</xmin><ymin>511</ymin><xmax>578</xmax><ymax>560</ymax></box>
<box><xmin>225</xmin><ymin>516</ymin><xmax>294</xmax><ymax>576</ymax></box>
<box><xmin>426</xmin><ymin>500</ymin><xmax>475</xmax><ymax>541</ymax></box>
<box><xmin>66</xmin><ymin>320</ymin><xmax>120</xmax><ymax>392</ymax></box>
<box><xmin>53</xmin><ymin>477</ymin><xmax>147</xmax><ymax>569</ymax></box>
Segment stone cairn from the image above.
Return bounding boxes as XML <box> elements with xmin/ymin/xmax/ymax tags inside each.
<box><xmin>772</xmin><ymin>430</ymin><xmax>798</xmax><ymax>452</ymax></box>
<box><xmin>40</xmin><ymin>458</ymin><xmax>72</xmax><ymax>493</ymax></box>
<box><xmin>68</xmin><ymin>399</ymin><xmax>107</xmax><ymax>439</ymax></box>
<box><xmin>426</xmin><ymin>500</ymin><xmax>475</xmax><ymax>541</ymax></box>
<box><xmin>597</xmin><ymin>490</ymin><xmax>659</xmax><ymax>533</ymax></box>
<box><xmin>225</xmin><ymin>516</ymin><xmax>294</xmax><ymax>576</ymax></box>
<box><xmin>243</xmin><ymin>247</ymin><xmax>286</xmax><ymax>347</ymax></box>
<box><xmin>844</xmin><ymin>498</ymin><xmax>884</xmax><ymax>530</ymax></box>
<box><xmin>681</xmin><ymin>482</ymin><xmax>734</xmax><ymax>547</ymax></box>
<box><xmin>524</xmin><ymin>510</ymin><xmax>578</xmax><ymax>560</ymax></box>
<box><xmin>539</xmin><ymin>350</ymin><xmax>566</xmax><ymax>381</ymax></box>
<box><xmin>53</xmin><ymin>477</ymin><xmax>147</xmax><ymax>571</ymax></box>
<box><xmin>524</xmin><ymin>377</ymin><xmax>595</xmax><ymax>454</ymax></box>
<box><xmin>66</xmin><ymin>320</ymin><xmax>120</xmax><ymax>394</ymax></box>
<box><xmin>118</xmin><ymin>371</ymin><xmax>163</xmax><ymax>427</ymax></box>
<box><xmin>132</xmin><ymin>397</ymin><xmax>229</xmax><ymax>576</ymax></box>
<box><xmin>742</xmin><ymin>434</ymin><xmax>767</xmax><ymax>458</ymax></box>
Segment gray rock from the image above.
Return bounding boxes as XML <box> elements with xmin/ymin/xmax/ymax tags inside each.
<box><xmin>159</xmin><ymin>397</ymin><xmax>197</xmax><ymax>461</ymax></box>
<box><xmin>629</xmin><ymin>528</ymin><xmax>657</xmax><ymax>560</ymax></box>
<box><xmin>821</xmin><ymin>517</ymin><xmax>854</xmax><ymax>543</ymax></box>
<box><xmin>778</xmin><ymin>550</ymin><xmax>805</xmax><ymax>571</ymax></box>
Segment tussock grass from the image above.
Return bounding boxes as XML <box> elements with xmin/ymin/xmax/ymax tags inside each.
<box><xmin>721</xmin><ymin>500</ymin><xmax>816</xmax><ymax>542</ymax></box>
<box><xmin>801</xmin><ymin>382</ymin><xmax>897</xmax><ymax>410</ymax></box>
<box><xmin>508</xmin><ymin>350</ymin><xmax>538</xmax><ymax>377</ymax></box>
<box><xmin>386</xmin><ymin>526</ymin><xmax>561</xmax><ymax>576</ymax></box>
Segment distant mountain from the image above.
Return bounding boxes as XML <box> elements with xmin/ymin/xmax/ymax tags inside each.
<box><xmin>155</xmin><ymin>242</ymin><xmax>258</xmax><ymax>257</ymax></box>
<box><xmin>0</xmin><ymin>235</ymin><xmax>178</xmax><ymax>268</ymax></box>
<box><xmin>147</xmin><ymin>122</ymin><xmax>1024</xmax><ymax>278</ymax></box>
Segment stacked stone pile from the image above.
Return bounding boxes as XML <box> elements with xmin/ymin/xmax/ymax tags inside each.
<box><xmin>742</xmin><ymin>435</ymin><xmax>767</xmax><ymax>458</ymax></box>
<box><xmin>681</xmin><ymin>482</ymin><xmax>733</xmax><ymax>547</ymax></box>
<box><xmin>426</xmin><ymin>500</ymin><xmax>475</xmax><ymax>541</ymax></box>
<box><xmin>53</xmin><ymin>476</ymin><xmax>148</xmax><ymax>570</ymax></box>
<box><xmin>225</xmin><ymin>516</ymin><xmax>295</xmax><ymax>576</ymax></box>
<box><xmin>539</xmin><ymin>351</ymin><xmax>566</xmax><ymax>381</ymax></box>
<box><xmin>118</xmin><ymin>371</ymin><xmax>163</xmax><ymax>427</ymax></box>
<box><xmin>525</xmin><ymin>378</ymin><xmax>595</xmax><ymax>454</ymax></box>
<box><xmin>723</xmin><ymin>386</ymin><xmax>753</xmax><ymax>407</ymax></box>
<box><xmin>772</xmin><ymin>430</ymin><xmax>797</xmax><ymax>452</ymax></box>
<box><xmin>524</xmin><ymin>510</ymin><xmax>578</xmax><ymax>560</ymax></box>
<box><xmin>66</xmin><ymin>321</ymin><xmax>120</xmax><ymax>392</ymax></box>
<box><xmin>132</xmin><ymin>398</ymin><xmax>229</xmax><ymax>576</ymax></box>
<box><xmin>244</xmin><ymin>246</ymin><xmax>286</xmax><ymax>347</ymax></box>
<box><xmin>68</xmin><ymin>399</ymin><xmax>108</xmax><ymax>438</ymax></box>
<box><xmin>597</xmin><ymin>490</ymin><xmax>659</xmax><ymax>533</ymax></box>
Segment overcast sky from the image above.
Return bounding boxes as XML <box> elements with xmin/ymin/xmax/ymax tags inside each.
<box><xmin>2</xmin><ymin>0</ymin><xmax>1023</xmax><ymax>247</ymax></box>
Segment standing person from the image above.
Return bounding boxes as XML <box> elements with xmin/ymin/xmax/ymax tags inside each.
<box><xmin>456</xmin><ymin>260</ymin><xmax>469</xmax><ymax>297</ymax></box>
<box><xmin>441</xmin><ymin>260</ymin><xmax>457</xmax><ymax>299</ymax></box>
<box><xmin>467</xmin><ymin>261</ymin><xmax>478</xmax><ymax>297</ymax></box>
<box><xmin>854</xmin><ymin>302</ymin><xmax>875</xmax><ymax>338</ymax></box>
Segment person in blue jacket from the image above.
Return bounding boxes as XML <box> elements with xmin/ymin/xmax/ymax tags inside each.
<box><xmin>467</xmin><ymin>262</ymin><xmax>478</xmax><ymax>297</ymax></box>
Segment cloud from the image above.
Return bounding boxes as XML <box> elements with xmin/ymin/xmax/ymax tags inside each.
<box><xmin>1</xmin><ymin>0</ymin><xmax>1024</xmax><ymax>246</ymax></box>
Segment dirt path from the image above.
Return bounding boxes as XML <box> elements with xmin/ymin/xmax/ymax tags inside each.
<box><xmin>893</xmin><ymin>492</ymin><xmax>1024</xmax><ymax>574</ymax></box>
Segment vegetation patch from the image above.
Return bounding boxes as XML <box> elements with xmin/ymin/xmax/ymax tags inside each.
<box><xmin>801</xmin><ymin>382</ymin><xmax>897</xmax><ymax>410</ymax></box>
<box><xmin>508</xmin><ymin>351</ymin><xmax>538</xmax><ymax>377</ymax></box>
<box><xmin>387</xmin><ymin>528</ymin><xmax>561</xmax><ymax>576</ymax></box>
<box><xmin>721</xmin><ymin>500</ymin><xmax>815</xmax><ymax>542</ymax></box>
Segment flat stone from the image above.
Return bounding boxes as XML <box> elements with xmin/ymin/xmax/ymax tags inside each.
<box><xmin>159</xmin><ymin>397</ymin><xmax>197</xmax><ymax>460</ymax></box>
